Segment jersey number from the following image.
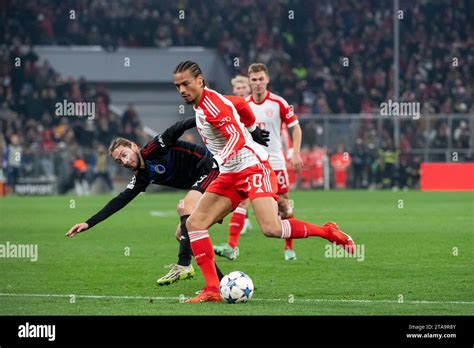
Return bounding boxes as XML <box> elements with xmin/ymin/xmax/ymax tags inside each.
<box><xmin>246</xmin><ymin>173</ymin><xmax>263</xmax><ymax>191</ymax></box>
<box><xmin>277</xmin><ymin>171</ymin><xmax>287</xmax><ymax>189</ymax></box>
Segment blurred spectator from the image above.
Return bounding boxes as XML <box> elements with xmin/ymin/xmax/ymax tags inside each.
<box><xmin>453</xmin><ymin>120</ymin><xmax>470</xmax><ymax>149</ymax></box>
<box><xmin>330</xmin><ymin>144</ymin><xmax>352</xmax><ymax>189</ymax></box>
<box><xmin>5</xmin><ymin>134</ymin><xmax>22</xmax><ymax>192</ymax></box>
<box><xmin>72</xmin><ymin>154</ymin><xmax>89</xmax><ymax>196</ymax></box>
<box><xmin>351</xmin><ymin>138</ymin><xmax>367</xmax><ymax>189</ymax></box>
<box><xmin>378</xmin><ymin>142</ymin><xmax>400</xmax><ymax>189</ymax></box>
<box><xmin>91</xmin><ymin>143</ymin><xmax>113</xmax><ymax>192</ymax></box>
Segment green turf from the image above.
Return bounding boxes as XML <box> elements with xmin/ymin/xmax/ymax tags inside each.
<box><xmin>0</xmin><ymin>191</ymin><xmax>472</xmax><ymax>315</ymax></box>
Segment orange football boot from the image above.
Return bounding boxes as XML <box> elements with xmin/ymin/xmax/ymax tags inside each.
<box><xmin>324</xmin><ymin>222</ymin><xmax>355</xmax><ymax>254</ymax></box>
<box><xmin>186</xmin><ymin>289</ymin><xmax>222</xmax><ymax>303</ymax></box>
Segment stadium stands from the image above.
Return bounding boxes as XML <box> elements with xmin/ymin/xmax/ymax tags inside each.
<box><xmin>0</xmin><ymin>0</ymin><xmax>472</xmax><ymax>192</ymax></box>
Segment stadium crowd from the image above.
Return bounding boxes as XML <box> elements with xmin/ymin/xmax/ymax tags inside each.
<box><xmin>0</xmin><ymin>0</ymin><xmax>472</xmax><ymax>193</ymax></box>
<box><xmin>3</xmin><ymin>0</ymin><xmax>472</xmax><ymax>114</ymax></box>
<box><xmin>0</xmin><ymin>42</ymin><xmax>145</xmax><ymax>193</ymax></box>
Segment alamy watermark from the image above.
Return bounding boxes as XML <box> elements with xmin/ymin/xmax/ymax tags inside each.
<box><xmin>0</xmin><ymin>241</ymin><xmax>38</xmax><ymax>262</ymax></box>
<box><xmin>55</xmin><ymin>99</ymin><xmax>95</xmax><ymax>120</ymax></box>
<box><xmin>324</xmin><ymin>243</ymin><xmax>365</xmax><ymax>262</ymax></box>
<box><xmin>380</xmin><ymin>99</ymin><xmax>421</xmax><ymax>120</ymax></box>
<box><xmin>18</xmin><ymin>322</ymin><xmax>55</xmax><ymax>341</ymax></box>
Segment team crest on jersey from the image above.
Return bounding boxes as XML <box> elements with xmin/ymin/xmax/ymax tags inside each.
<box><xmin>265</xmin><ymin>109</ymin><xmax>274</xmax><ymax>118</ymax></box>
<box><xmin>286</xmin><ymin>105</ymin><xmax>294</xmax><ymax>118</ymax></box>
<box><xmin>154</xmin><ymin>164</ymin><xmax>166</xmax><ymax>174</ymax></box>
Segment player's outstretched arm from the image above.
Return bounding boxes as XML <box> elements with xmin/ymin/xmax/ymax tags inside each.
<box><xmin>65</xmin><ymin>223</ymin><xmax>89</xmax><ymax>238</ymax></box>
<box><xmin>65</xmin><ymin>176</ymin><xmax>148</xmax><ymax>238</ymax></box>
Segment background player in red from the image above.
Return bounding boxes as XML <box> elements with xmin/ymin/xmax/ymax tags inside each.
<box><xmin>331</xmin><ymin>144</ymin><xmax>352</xmax><ymax>189</ymax></box>
<box><xmin>246</xmin><ymin>63</ymin><xmax>304</xmax><ymax>261</ymax></box>
<box><xmin>311</xmin><ymin>146</ymin><xmax>327</xmax><ymax>188</ymax></box>
<box><xmin>172</xmin><ymin>60</ymin><xmax>355</xmax><ymax>302</ymax></box>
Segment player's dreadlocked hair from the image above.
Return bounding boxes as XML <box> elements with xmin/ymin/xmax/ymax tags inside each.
<box><xmin>173</xmin><ymin>60</ymin><xmax>206</xmax><ymax>87</ymax></box>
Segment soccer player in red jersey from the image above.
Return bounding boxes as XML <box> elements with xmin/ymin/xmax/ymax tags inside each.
<box><xmin>173</xmin><ymin>61</ymin><xmax>355</xmax><ymax>302</ymax></box>
<box><xmin>213</xmin><ymin>76</ymin><xmax>253</xmax><ymax>260</ymax></box>
<box><xmin>247</xmin><ymin>63</ymin><xmax>303</xmax><ymax>260</ymax></box>
<box><xmin>215</xmin><ymin>64</ymin><xmax>305</xmax><ymax>261</ymax></box>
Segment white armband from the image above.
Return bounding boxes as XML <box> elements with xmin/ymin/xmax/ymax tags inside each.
<box><xmin>246</xmin><ymin>124</ymin><xmax>257</xmax><ymax>133</ymax></box>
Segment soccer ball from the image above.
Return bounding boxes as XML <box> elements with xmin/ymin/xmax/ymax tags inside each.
<box><xmin>219</xmin><ymin>271</ymin><xmax>254</xmax><ymax>304</ymax></box>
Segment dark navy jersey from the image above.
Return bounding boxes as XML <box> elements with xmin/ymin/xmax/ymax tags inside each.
<box><xmin>85</xmin><ymin>118</ymin><xmax>217</xmax><ymax>228</ymax></box>
<box><xmin>133</xmin><ymin>139</ymin><xmax>211</xmax><ymax>191</ymax></box>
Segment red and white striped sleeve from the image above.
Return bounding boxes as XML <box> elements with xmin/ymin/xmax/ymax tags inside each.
<box><xmin>270</xmin><ymin>93</ymin><xmax>299</xmax><ymax>128</ymax></box>
<box><xmin>200</xmin><ymin>93</ymin><xmax>246</xmax><ymax>166</ymax></box>
<box><xmin>225</xmin><ymin>95</ymin><xmax>257</xmax><ymax>131</ymax></box>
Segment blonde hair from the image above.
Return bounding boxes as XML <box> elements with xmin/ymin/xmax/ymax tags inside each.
<box><xmin>231</xmin><ymin>75</ymin><xmax>249</xmax><ymax>86</ymax></box>
<box><xmin>248</xmin><ymin>63</ymin><xmax>269</xmax><ymax>76</ymax></box>
<box><xmin>109</xmin><ymin>137</ymin><xmax>132</xmax><ymax>155</ymax></box>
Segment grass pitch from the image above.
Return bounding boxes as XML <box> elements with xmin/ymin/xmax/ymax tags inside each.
<box><xmin>0</xmin><ymin>190</ymin><xmax>472</xmax><ymax>315</ymax></box>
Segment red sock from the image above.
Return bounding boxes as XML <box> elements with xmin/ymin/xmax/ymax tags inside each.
<box><xmin>188</xmin><ymin>230</ymin><xmax>220</xmax><ymax>292</ymax></box>
<box><xmin>281</xmin><ymin>219</ymin><xmax>333</xmax><ymax>241</ymax></box>
<box><xmin>282</xmin><ymin>214</ymin><xmax>294</xmax><ymax>250</ymax></box>
<box><xmin>228</xmin><ymin>207</ymin><xmax>246</xmax><ymax>248</ymax></box>
<box><xmin>284</xmin><ymin>238</ymin><xmax>294</xmax><ymax>250</ymax></box>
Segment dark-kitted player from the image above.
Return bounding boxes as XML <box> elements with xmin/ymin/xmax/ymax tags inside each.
<box><xmin>65</xmin><ymin>115</ymin><xmax>270</xmax><ymax>286</ymax></box>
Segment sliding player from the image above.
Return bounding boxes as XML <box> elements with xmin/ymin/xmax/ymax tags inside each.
<box><xmin>65</xmin><ymin>118</ymin><xmax>226</xmax><ymax>285</ymax></box>
<box><xmin>173</xmin><ymin>60</ymin><xmax>355</xmax><ymax>302</ymax></box>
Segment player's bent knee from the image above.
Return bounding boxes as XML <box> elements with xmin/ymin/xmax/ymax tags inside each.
<box><xmin>186</xmin><ymin>214</ymin><xmax>207</xmax><ymax>232</ymax></box>
<box><xmin>261</xmin><ymin>224</ymin><xmax>282</xmax><ymax>238</ymax></box>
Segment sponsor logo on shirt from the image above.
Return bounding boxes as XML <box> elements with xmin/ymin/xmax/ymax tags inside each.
<box><xmin>219</xmin><ymin>116</ymin><xmax>231</xmax><ymax>126</ymax></box>
<box><xmin>126</xmin><ymin>176</ymin><xmax>136</xmax><ymax>189</ymax></box>
<box><xmin>156</xmin><ymin>134</ymin><xmax>166</xmax><ymax>147</ymax></box>
<box><xmin>286</xmin><ymin>105</ymin><xmax>294</xmax><ymax>118</ymax></box>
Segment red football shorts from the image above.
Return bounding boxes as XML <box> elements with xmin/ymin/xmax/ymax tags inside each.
<box><xmin>273</xmin><ymin>168</ymin><xmax>290</xmax><ymax>195</ymax></box>
<box><xmin>206</xmin><ymin>161</ymin><xmax>279</xmax><ymax>209</ymax></box>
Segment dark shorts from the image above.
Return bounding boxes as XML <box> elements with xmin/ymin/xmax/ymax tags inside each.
<box><xmin>190</xmin><ymin>169</ymin><xmax>220</xmax><ymax>193</ymax></box>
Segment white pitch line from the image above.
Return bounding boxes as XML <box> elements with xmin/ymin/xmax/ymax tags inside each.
<box><xmin>0</xmin><ymin>293</ymin><xmax>180</xmax><ymax>301</ymax></box>
<box><xmin>149</xmin><ymin>210</ymin><xmax>176</xmax><ymax>217</ymax></box>
<box><xmin>0</xmin><ymin>293</ymin><xmax>473</xmax><ymax>305</ymax></box>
